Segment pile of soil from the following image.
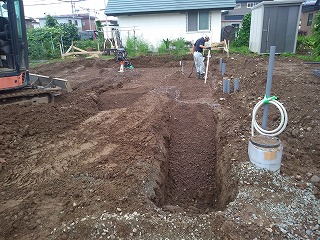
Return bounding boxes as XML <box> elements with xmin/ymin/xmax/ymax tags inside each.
<box><xmin>0</xmin><ymin>53</ymin><xmax>319</xmax><ymax>239</ymax></box>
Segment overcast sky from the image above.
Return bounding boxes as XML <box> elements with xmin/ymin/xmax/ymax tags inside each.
<box><xmin>23</xmin><ymin>0</ymin><xmax>107</xmax><ymax>19</ymax></box>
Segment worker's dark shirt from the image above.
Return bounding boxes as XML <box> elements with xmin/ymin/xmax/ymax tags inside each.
<box><xmin>194</xmin><ymin>37</ymin><xmax>205</xmax><ymax>53</ymax></box>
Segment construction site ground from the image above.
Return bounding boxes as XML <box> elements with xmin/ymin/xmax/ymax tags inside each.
<box><xmin>0</xmin><ymin>53</ymin><xmax>319</xmax><ymax>240</ymax></box>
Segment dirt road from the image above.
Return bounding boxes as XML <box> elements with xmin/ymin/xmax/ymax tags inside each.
<box><xmin>0</xmin><ymin>54</ymin><xmax>319</xmax><ymax>239</ymax></box>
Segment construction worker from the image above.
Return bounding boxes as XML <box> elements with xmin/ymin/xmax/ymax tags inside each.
<box><xmin>193</xmin><ymin>36</ymin><xmax>210</xmax><ymax>79</ymax></box>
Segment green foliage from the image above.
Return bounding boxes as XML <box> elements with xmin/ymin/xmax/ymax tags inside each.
<box><xmin>74</xmin><ymin>39</ymin><xmax>100</xmax><ymax>51</ymax></box>
<box><xmin>59</xmin><ymin>23</ymin><xmax>80</xmax><ymax>47</ymax></box>
<box><xmin>233</xmin><ymin>13</ymin><xmax>251</xmax><ymax>47</ymax></box>
<box><xmin>125</xmin><ymin>36</ymin><xmax>149</xmax><ymax>56</ymax></box>
<box><xmin>158</xmin><ymin>42</ymin><xmax>167</xmax><ymax>53</ymax></box>
<box><xmin>27</xmin><ymin>22</ymin><xmax>80</xmax><ymax>60</ymax></box>
<box><xmin>171</xmin><ymin>38</ymin><xmax>188</xmax><ymax>51</ymax></box>
<box><xmin>312</xmin><ymin>11</ymin><xmax>320</xmax><ymax>56</ymax></box>
<box><xmin>295</xmin><ymin>11</ymin><xmax>320</xmax><ymax>58</ymax></box>
<box><xmin>280</xmin><ymin>52</ymin><xmax>320</xmax><ymax>62</ymax></box>
<box><xmin>45</xmin><ymin>15</ymin><xmax>58</xmax><ymax>28</ymax></box>
<box><xmin>229</xmin><ymin>45</ymin><xmax>252</xmax><ymax>54</ymax></box>
<box><xmin>157</xmin><ymin>37</ymin><xmax>190</xmax><ymax>54</ymax></box>
<box><xmin>27</xmin><ymin>27</ymin><xmax>61</xmax><ymax>59</ymax></box>
<box><xmin>296</xmin><ymin>54</ymin><xmax>320</xmax><ymax>62</ymax></box>
<box><xmin>95</xmin><ymin>20</ymin><xmax>104</xmax><ymax>44</ymax></box>
<box><xmin>296</xmin><ymin>35</ymin><xmax>315</xmax><ymax>54</ymax></box>
<box><xmin>162</xmin><ymin>38</ymin><xmax>171</xmax><ymax>49</ymax></box>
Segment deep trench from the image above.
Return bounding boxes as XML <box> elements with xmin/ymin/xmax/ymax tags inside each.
<box><xmin>155</xmin><ymin>102</ymin><xmax>237</xmax><ymax>213</ymax></box>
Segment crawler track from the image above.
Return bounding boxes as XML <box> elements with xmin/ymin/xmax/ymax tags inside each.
<box><xmin>0</xmin><ymin>88</ymin><xmax>61</xmax><ymax>105</ymax></box>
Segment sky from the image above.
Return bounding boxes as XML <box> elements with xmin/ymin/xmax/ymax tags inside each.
<box><xmin>22</xmin><ymin>0</ymin><xmax>107</xmax><ymax>19</ymax></box>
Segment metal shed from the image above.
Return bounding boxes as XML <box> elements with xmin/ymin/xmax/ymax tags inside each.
<box><xmin>249</xmin><ymin>0</ymin><xmax>303</xmax><ymax>54</ymax></box>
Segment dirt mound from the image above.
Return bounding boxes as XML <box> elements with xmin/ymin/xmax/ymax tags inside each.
<box><xmin>0</xmin><ymin>54</ymin><xmax>319</xmax><ymax>239</ymax></box>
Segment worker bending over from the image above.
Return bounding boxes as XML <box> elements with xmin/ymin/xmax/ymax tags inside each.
<box><xmin>193</xmin><ymin>36</ymin><xmax>210</xmax><ymax>79</ymax></box>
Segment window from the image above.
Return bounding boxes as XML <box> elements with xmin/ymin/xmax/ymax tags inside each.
<box><xmin>234</xmin><ymin>3</ymin><xmax>241</xmax><ymax>9</ymax></box>
<box><xmin>68</xmin><ymin>19</ymin><xmax>72</xmax><ymax>24</ymax></box>
<box><xmin>307</xmin><ymin>13</ymin><xmax>313</xmax><ymax>26</ymax></box>
<box><xmin>187</xmin><ymin>11</ymin><xmax>210</xmax><ymax>32</ymax></box>
<box><xmin>247</xmin><ymin>2</ymin><xmax>257</xmax><ymax>8</ymax></box>
<box><xmin>75</xmin><ymin>20</ymin><xmax>78</xmax><ymax>26</ymax></box>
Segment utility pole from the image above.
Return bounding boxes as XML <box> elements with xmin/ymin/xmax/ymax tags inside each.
<box><xmin>58</xmin><ymin>0</ymin><xmax>86</xmax><ymax>17</ymax></box>
<box><xmin>76</xmin><ymin>6</ymin><xmax>94</xmax><ymax>30</ymax></box>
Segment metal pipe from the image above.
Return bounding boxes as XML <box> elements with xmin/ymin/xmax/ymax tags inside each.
<box><xmin>234</xmin><ymin>78</ymin><xmax>240</xmax><ymax>92</ymax></box>
<box><xmin>262</xmin><ymin>46</ymin><xmax>276</xmax><ymax>130</ymax></box>
<box><xmin>223</xmin><ymin>79</ymin><xmax>227</xmax><ymax>93</ymax></box>
<box><xmin>221</xmin><ymin>63</ymin><xmax>226</xmax><ymax>76</ymax></box>
<box><xmin>219</xmin><ymin>58</ymin><xmax>222</xmax><ymax>72</ymax></box>
<box><xmin>226</xmin><ymin>79</ymin><xmax>230</xmax><ymax>94</ymax></box>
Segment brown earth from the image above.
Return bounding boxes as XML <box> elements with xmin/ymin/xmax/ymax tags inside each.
<box><xmin>0</xmin><ymin>53</ymin><xmax>319</xmax><ymax>240</ymax></box>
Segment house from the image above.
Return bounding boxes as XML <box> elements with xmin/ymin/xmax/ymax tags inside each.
<box><xmin>25</xmin><ymin>17</ymin><xmax>37</xmax><ymax>29</ymax></box>
<box><xmin>38</xmin><ymin>15</ymin><xmax>83</xmax><ymax>30</ymax></box>
<box><xmin>300</xmin><ymin>0</ymin><xmax>320</xmax><ymax>35</ymax></box>
<box><xmin>76</xmin><ymin>14</ymin><xmax>97</xmax><ymax>31</ymax></box>
<box><xmin>98</xmin><ymin>17</ymin><xmax>119</xmax><ymax>28</ymax></box>
<box><xmin>105</xmin><ymin>0</ymin><xmax>236</xmax><ymax>50</ymax></box>
<box><xmin>221</xmin><ymin>0</ymin><xmax>264</xmax><ymax>29</ymax></box>
<box><xmin>38</xmin><ymin>14</ymin><xmax>96</xmax><ymax>31</ymax></box>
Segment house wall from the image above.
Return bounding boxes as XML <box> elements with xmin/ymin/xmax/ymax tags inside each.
<box><xmin>300</xmin><ymin>10</ymin><xmax>318</xmax><ymax>35</ymax></box>
<box><xmin>116</xmin><ymin>11</ymin><xmax>221</xmax><ymax>51</ymax></box>
<box><xmin>38</xmin><ymin>18</ymin><xmax>83</xmax><ymax>30</ymax></box>
<box><xmin>225</xmin><ymin>2</ymin><xmax>256</xmax><ymax>17</ymax></box>
<box><xmin>81</xmin><ymin>19</ymin><xmax>96</xmax><ymax>31</ymax></box>
<box><xmin>25</xmin><ymin>19</ymin><xmax>34</xmax><ymax>29</ymax></box>
<box><xmin>221</xmin><ymin>2</ymin><xmax>261</xmax><ymax>31</ymax></box>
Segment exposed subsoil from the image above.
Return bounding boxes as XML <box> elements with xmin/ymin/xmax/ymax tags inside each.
<box><xmin>0</xmin><ymin>53</ymin><xmax>319</xmax><ymax>239</ymax></box>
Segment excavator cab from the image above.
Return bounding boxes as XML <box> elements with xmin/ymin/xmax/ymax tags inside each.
<box><xmin>0</xmin><ymin>0</ymin><xmax>29</xmax><ymax>91</ymax></box>
<box><xmin>0</xmin><ymin>0</ymin><xmax>71</xmax><ymax>104</ymax></box>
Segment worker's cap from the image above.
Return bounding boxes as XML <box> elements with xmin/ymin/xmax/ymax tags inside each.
<box><xmin>204</xmin><ymin>35</ymin><xmax>210</xmax><ymax>40</ymax></box>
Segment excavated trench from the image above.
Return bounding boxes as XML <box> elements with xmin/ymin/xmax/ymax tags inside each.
<box><xmin>95</xmin><ymin>83</ymin><xmax>237</xmax><ymax>214</ymax></box>
<box><xmin>153</xmin><ymin>101</ymin><xmax>238</xmax><ymax>213</ymax></box>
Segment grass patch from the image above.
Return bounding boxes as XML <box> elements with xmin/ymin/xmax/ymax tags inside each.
<box><xmin>29</xmin><ymin>58</ymin><xmax>68</xmax><ymax>68</ymax></box>
<box><xmin>229</xmin><ymin>45</ymin><xmax>253</xmax><ymax>55</ymax></box>
<box><xmin>281</xmin><ymin>52</ymin><xmax>320</xmax><ymax>62</ymax></box>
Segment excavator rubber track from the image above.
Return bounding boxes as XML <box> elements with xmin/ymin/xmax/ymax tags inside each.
<box><xmin>0</xmin><ymin>74</ymin><xmax>72</xmax><ymax>105</ymax></box>
<box><xmin>0</xmin><ymin>87</ymin><xmax>62</xmax><ymax>105</ymax></box>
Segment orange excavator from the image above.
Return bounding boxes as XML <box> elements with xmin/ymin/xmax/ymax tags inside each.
<box><xmin>0</xmin><ymin>0</ymin><xmax>71</xmax><ymax>104</ymax></box>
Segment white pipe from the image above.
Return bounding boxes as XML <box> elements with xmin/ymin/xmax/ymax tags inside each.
<box><xmin>204</xmin><ymin>50</ymin><xmax>211</xmax><ymax>83</ymax></box>
<box><xmin>251</xmin><ymin>98</ymin><xmax>288</xmax><ymax>137</ymax></box>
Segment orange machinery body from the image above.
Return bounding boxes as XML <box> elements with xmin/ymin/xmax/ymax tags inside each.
<box><xmin>0</xmin><ymin>72</ymin><xmax>26</xmax><ymax>90</ymax></box>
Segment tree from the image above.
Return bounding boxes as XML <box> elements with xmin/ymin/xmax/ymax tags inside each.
<box><xmin>45</xmin><ymin>15</ymin><xmax>58</xmax><ymax>28</ymax></box>
<box><xmin>312</xmin><ymin>11</ymin><xmax>320</xmax><ymax>56</ymax></box>
<box><xmin>233</xmin><ymin>13</ymin><xmax>251</xmax><ymax>47</ymax></box>
<box><xmin>95</xmin><ymin>20</ymin><xmax>104</xmax><ymax>42</ymax></box>
<box><xmin>59</xmin><ymin>23</ymin><xmax>80</xmax><ymax>47</ymax></box>
<box><xmin>28</xmin><ymin>21</ymin><xmax>80</xmax><ymax>59</ymax></box>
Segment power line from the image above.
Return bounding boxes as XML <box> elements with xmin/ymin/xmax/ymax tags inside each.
<box><xmin>23</xmin><ymin>0</ymin><xmax>66</xmax><ymax>6</ymax></box>
<box><xmin>23</xmin><ymin>0</ymin><xmax>85</xmax><ymax>7</ymax></box>
<box><xmin>58</xmin><ymin>0</ymin><xmax>86</xmax><ymax>15</ymax></box>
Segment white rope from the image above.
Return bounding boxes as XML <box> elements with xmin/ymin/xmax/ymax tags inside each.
<box><xmin>251</xmin><ymin>98</ymin><xmax>288</xmax><ymax>137</ymax></box>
